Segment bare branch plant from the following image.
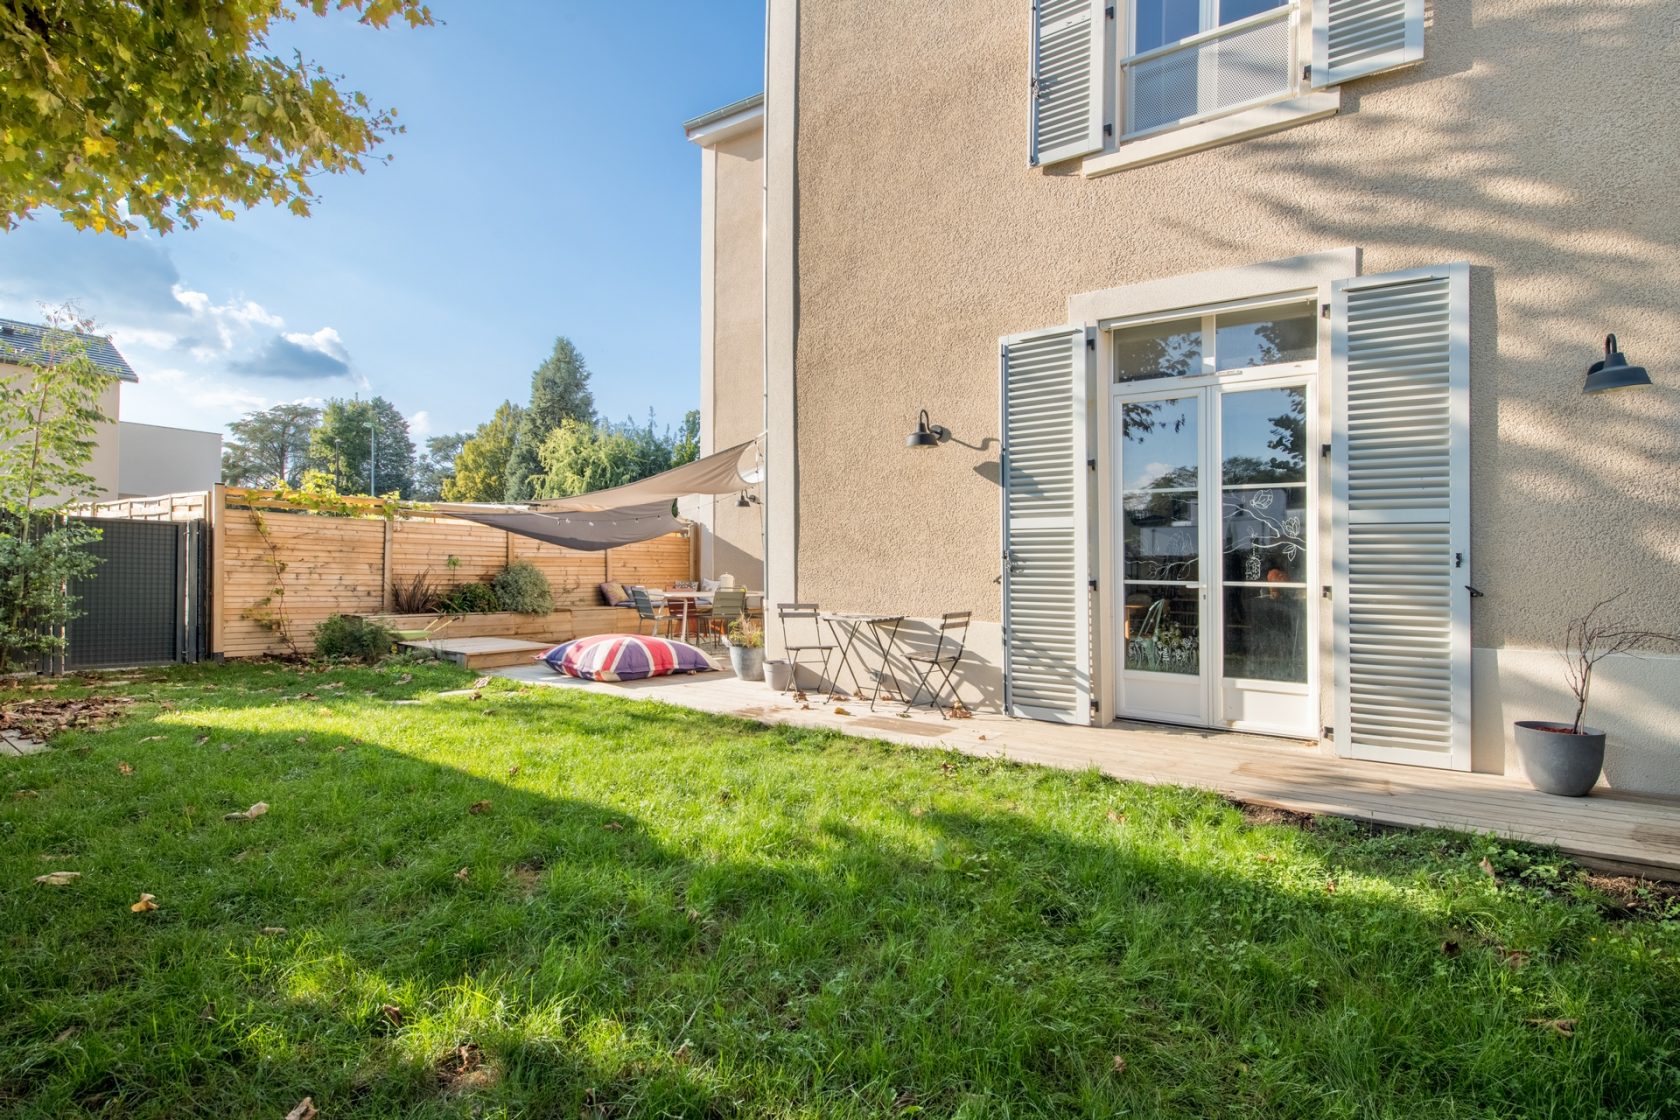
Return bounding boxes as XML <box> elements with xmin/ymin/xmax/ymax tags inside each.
<box><xmin>1559</xmin><ymin>594</ymin><xmax>1680</xmax><ymax>733</ymax></box>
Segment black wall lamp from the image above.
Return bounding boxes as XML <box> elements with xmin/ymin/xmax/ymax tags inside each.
<box><xmin>736</xmin><ymin>491</ymin><xmax>759</xmax><ymax>508</ymax></box>
<box><xmin>906</xmin><ymin>408</ymin><xmax>951</xmax><ymax>449</ymax></box>
<box><xmin>1583</xmin><ymin>334</ymin><xmax>1653</xmax><ymax>394</ymax></box>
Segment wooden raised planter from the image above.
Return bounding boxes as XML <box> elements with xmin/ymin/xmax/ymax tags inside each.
<box><xmin>365</xmin><ymin>607</ymin><xmax>648</xmax><ymax>669</ymax></box>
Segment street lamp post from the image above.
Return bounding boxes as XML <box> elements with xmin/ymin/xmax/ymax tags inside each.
<box><xmin>366</xmin><ymin>419</ymin><xmax>378</xmax><ymax>496</ymax></box>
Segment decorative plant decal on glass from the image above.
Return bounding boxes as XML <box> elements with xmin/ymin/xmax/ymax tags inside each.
<box><xmin>1126</xmin><ymin>598</ymin><xmax>1199</xmax><ymax>674</ymax></box>
<box><xmin>1223</xmin><ymin>487</ymin><xmax>1305</xmax><ymax>583</ymax></box>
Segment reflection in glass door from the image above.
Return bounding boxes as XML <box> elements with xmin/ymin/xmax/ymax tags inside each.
<box><xmin>1115</xmin><ymin>380</ymin><xmax>1315</xmax><ymax>736</ymax></box>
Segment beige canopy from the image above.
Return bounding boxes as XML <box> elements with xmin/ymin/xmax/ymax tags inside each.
<box><xmin>432</xmin><ymin>439</ymin><xmax>758</xmax><ymax>552</ymax></box>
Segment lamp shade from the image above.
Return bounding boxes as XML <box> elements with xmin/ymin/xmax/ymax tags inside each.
<box><xmin>906</xmin><ymin>409</ymin><xmax>948</xmax><ymax>449</ymax></box>
<box><xmin>1583</xmin><ymin>334</ymin><xmax>1652</xmax><ymax>394</ymax></box>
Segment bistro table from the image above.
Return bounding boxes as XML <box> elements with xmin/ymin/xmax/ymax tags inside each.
<box><xmin>658</xmin><ymin>589</ymin><xmax>712</xmax><ymax>643</ymax></box>
<box><xmin>821</xmin><ymin>611</ymin><xmax>907</xmax><ymax>710</ymax></box>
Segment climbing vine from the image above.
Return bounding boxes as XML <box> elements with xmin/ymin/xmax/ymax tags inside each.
<box><xmin>241</xmin><ymin>507</ymin><xmax>300</xmax><ymax>658</ymax></box>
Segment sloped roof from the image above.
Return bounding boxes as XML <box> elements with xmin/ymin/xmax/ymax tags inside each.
<box><xmin>0</xmin><ymin>317</ymin><xmax>138</xmax><ymax>382</ymax></box>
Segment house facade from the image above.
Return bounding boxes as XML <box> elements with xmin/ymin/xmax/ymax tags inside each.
<box><xmin>712</xmin><ymin>0</ymin><xmax>1680</xmax><ymax>796</ymax></box>
<box><xmin>684</xmin><ymin>95</ymin><xmax>766</xmax><ymax>590</ymax></box>
<box><xmin>1</xmin><ymin>317</ymin><xmax>137</xmax><ymax>501</ymax></box>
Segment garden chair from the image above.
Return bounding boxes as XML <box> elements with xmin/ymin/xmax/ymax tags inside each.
<box><xmin>903</xmin><ymin>611</ymin><xmax>971</xmax><ymax>718</ymax></box>
<box><xmin>776</xmin><ymin>603</ymin><xmax>836</xmax><ymax>694</ymax></box>
<box><xmin>630</xmin><ymin>587</ymin><xmax>671</xmax><ymax>638</ymax></box>
<box><xmin>706</xmin><ymin>588</ymin><xmax>749</xmax><ymax>649</ymax></box>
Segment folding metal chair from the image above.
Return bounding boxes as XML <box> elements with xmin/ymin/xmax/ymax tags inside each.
<box><xmin>777</xmin><ymin>603</ymin><xmax>836</xmax><ymax>694</ymax></box>
<box><xmin>630</xmin><ymin>587</ymin><xmax>671</xmax><ymax>638</ymax></box>
<box><xmin>903</xmin><ymin>611</ymin><xmax>971</xmax><ymax>718</ymax></box>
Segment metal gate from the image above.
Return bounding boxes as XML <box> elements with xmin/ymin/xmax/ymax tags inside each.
<box><xmin>60</xmin><ymin>518</ymin><xmax>207</xmax><ymax>670</ymax></box>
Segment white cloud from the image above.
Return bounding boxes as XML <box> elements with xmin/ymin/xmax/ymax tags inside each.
<box><xmin>409</xmin><ymin>409</ymin><xmax>432</xmax><ymax>438</ymax></box>
<box><xmin>282</xmin><ymin>326</ymin><xmax>349</xmax><ymax>362</ymax></box>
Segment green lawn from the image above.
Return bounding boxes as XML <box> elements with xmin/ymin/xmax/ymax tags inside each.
<box><xmin>1</xmin><ymin>661</ymin><xmax>1676</xmax><ymax>1119</ymax></box>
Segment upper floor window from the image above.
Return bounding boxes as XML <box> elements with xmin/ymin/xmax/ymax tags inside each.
<box><xmin>1124</xmin><ymin>0</ymin><xmax>1299</xmax><ymax>138</ymax></box>
<box><xmin>1029</xmin><ymin>0</ymin><xmax>1426</xmax><ymax>173</ymax></box>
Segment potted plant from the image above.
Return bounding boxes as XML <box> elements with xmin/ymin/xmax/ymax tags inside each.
<box><xmin>1515</xmin><ymin>595</ymin><xmax>1680</xmax><ymax>796</ymax></box>
<box><xmin>725</xmin><ymin>618</ymin><xmax>765</xmax><ymax>681</ymax></box>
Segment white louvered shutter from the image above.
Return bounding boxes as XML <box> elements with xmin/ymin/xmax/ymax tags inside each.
<box><xmin>1312</xmin><ymin>0</ymin><xmax>1425</xmax><ymax>88</ymax></box>
<box><xmin>1331</xmin><ymin>263</ymin><xmax>1471</xmax><ymax>770</ymax></box>
<box><xmin>1030</xmin><ymin>0</ymin><xmax>1107</xmax><ymax>166</ymax></box>
<box><xmin>1001</xmin><ymin>326</ymin><xmax>1092</xmax><ymax>723</ymax></box>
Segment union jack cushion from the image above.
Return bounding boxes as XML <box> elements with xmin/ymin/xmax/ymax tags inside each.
<box><xmin>539</xmin><ymin>634</ymin><xmax>716</xmax><ymax>681</ymax></box>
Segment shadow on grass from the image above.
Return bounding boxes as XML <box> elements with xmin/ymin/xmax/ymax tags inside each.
<box><xmin>2</xmin><ymin>678</ymin><xmax>1676</xmax><ymax>1119</ymax></box>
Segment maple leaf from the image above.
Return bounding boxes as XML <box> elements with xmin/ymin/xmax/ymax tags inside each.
<box><xmin>34</xmin><ymin>870</ymin><xmax>81</xmax><ymax>885</ymax></box>
<box><xmin>506</xmin><ymin>764</ymin><xmax>520</xmax><ymax>778</ymax></box>
<box><xmin>454</xmin><ymin>866</ymin><xmax>470</xmax><ymax>880</ymax></box>
<box><xmin>468</xmin><ymin>800</ymin><xmax>491</xmax><ymax>815</ymax></box>
<box><xmin>117</xmin><ymin>761</ymin><xmax>134</xmax><ymax>776</ymax></box>
<box><xmin>224</xmin><ymin>801</ymin><xmax>269</xmax><ymax>821</ymax></box>
<box><xmin>601</xmin><ymin>820</ymin><xmax>624</xmax><ymax>832</ymax></box>
<box><xmin>131</xmin><ymin>892</ymin><xmax>158</xmax><ymax>912</ymax></box>
<box><xmin>1106</xmin><ymin>810</ymin><xmax>1125</xmax><ymax>825</ymax></box>
<box><xmin>285</xmin><ymin>1098</ymin><xmax>318</xmax><ymax>1120</ymax></box>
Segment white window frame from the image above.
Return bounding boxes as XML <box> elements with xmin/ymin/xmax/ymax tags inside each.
<box><xmin>1120</xmin><ymin>2</ymin><xmax>1303</xmax><ymax>141</ymax></box>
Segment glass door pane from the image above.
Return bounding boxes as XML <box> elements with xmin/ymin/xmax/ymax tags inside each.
<box><xmin>1218</xmin><ymin>386</ymin><xmax>1309</xmax><ymax>686</ymax></box>
<box><xmin>1119</xmin><ymin>394</ymin><xmax>1207</xmax><ymax>723</ymax></box>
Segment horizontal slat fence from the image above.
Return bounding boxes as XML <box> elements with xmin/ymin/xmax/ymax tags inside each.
<box><xmin>81</xmin><ymin>487</ymin><xmax>696</xmax><ymax>658</ymax></box>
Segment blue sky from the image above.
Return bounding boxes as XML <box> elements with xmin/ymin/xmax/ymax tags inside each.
<box><xmin>0</xmin><ymin>2</ymin><xmax>765</xmax><ymax>445</ymax></box>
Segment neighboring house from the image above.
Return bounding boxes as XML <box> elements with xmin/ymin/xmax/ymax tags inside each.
<box><xmin>697</xmin><ymin>0</ymin><xmax>1680</xmax><ymax>797</ymax></box>
<box><xmin>117</xmin><ymin>421</ymin><xmax>223</xmax><ymax>499</ymax></box>
<box><xmin>684</xmin><ymin>94</ymin><xmax>766</xmax><ymax>590</ymax></box>
<box><xmin>0</xmin><ymin>317</ymin><xmax>135</xmax><ymax>501</ymax></box>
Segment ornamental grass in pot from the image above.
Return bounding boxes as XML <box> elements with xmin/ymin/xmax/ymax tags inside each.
<box><xmin>725</xmin><ymin>618</ymin><xmax>765</xmax><ymax>681</ymax></box>
<box><xmin>1516</xmin><ymin>595</ymin><xmax>1680</xmax><ymax>796</ymax></box>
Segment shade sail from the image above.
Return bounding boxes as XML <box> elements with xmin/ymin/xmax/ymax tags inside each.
<box><xmin>433</xmin><ymin>438</ymin><xmax>758</xmax><ymax>551</ymax></box>
<box><xmin>531</xmin><ymin>440</ymin><xmax>758</xmax><ymax>512</ymax></box>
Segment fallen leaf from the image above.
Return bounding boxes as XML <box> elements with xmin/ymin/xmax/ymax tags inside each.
<box><xmin>117</xmin><ymin>761</ymin><xmax>134</xmax><ymax>776</ymax></box>
<box><xmin>1325</xmin><ymin>878</ymin><xmax>1338</xmax><ymax>893</ymax></box>
<box><xmin>297</xmin><ymin>692</ymin><xmax>317</xmax><ymax>701</ymax></box>
<box><xmin>833</xmin><ymin>706</ymin><xmax>853</xmax><ymax>716</ymax></box>
<box><xmin>194</xmin><ymin>734</ymin><xmax>209</xmax><ymax>745</ymax></box>
<box><xmin>1106</xmin><ymin>810</ymin><xmax>1125</xmax><ymax>825</ymax></box>
<box><xmin>131</xmin><ymin>892</ymin><xmax>158</xmax><ymax>912</ymax></box>
<box><xmin>949</xmin><ymin>703</ymin><xmax>973</xmax><ymax>720</ymax></box>
<box><xmin>793</xmin><ymin>691</ymin><xmax>809</xmax><ymax>702</ymax></box>
<box><xmin>333</xmin><ymin>745</ymin><xmax>346</xmax><ymax>753</ymax></box>
<box><xmin>602</xmin><ymin>820</ymin><xmax>624</xmax><ymax>832</ymax></box>
<box><xmin>13</xmin><ymin>789</ymin><xmax>40</xmax><ymax>799</ymax></box>
<box><xmin>1527</xmin><ymin>1017</ymin><xmax>1576</xmax><ymax>1037</ymax></box>
<box><xmin>799</xmin><ymin>703</ymin><xmax>812</xmax><ymax>711</ymax></box>
<box><xmin>910</xmin><ymin>806</ymin><xmax>926</xmax><ymax>817</ymax></box>
<box><xmin>1501</xmin><ymin>949</ymin><xmax>1531</xmax><ymax>970</ymax></box>
<box><xmin>468</xmin><ymin>800</ymin><xmax>491</xmax><ymax>815</ymax></box>
<box><xmin>1479</xmin><ymin>857</ymin><xmax>1498</xmax><ymax>884</ymax></box>
<box><xmin>396</xmin><ymin>673</ymin><xmax>413</xmax><ymax>685</ymax></box>
<box><xmin>224</xmin><ymin>801</ymin><xmax>269</xmax><ymax>822</ymax></box>
<box><xmin>454</xmin><ymin>866</ymin><xmax>470</xmax><ymax>880</ymax></box>
<box><xmin>382</xmin><ymin>1003</ymin><xmax>403</xmax><ymax>1027</ymax></box>
<box><xmin>1440</xmin><ymin>939</ymin><xmax>1461</xmax><ymax>957</ymax></box>
<box><xmin>35</xmin><ymin>871</ymin><xmax>81</xmax><ymax>886</ymax></box>
<box><xmin>232</xmin><ymin>849</ymin><xmax>252</xmax><ymax>862</ymax></box>
<box><xmin>506</xmin><ymin>764</ymin><xmax>520</xmax><ymax>778</ymax></box>
<box><xmin>199</xmin><ymin>1003</ymin><xmax>216</xmax><ymax>1021</ymax></box>
<box><xmin>685</xmin><ymin>908</ymin><xmax>703</xmax><ymax>922</ymax></box>
<box><xmin>139</xmin><ymin>735</ymin><xmax>164</xmax><ymax>743</ymax></box>
<box><xmin>1112</xmin><ymin>1055</ymin><xmax>1128</xmax><ymax>1074</ymax></box>
<box><xmin>976</xmin><ymin>734</ymin><xmax>988</xmax><ymax>741</ymax></box>
<box><xmin>295</xmin><ymin>736</ymin><xmax>307</xmax><ymax>743</ymax></box>
<box><xmin>717</xmin><ymin>788</ymin><xmax>733</xmax><ymax>804</ymax></box>
<box><xmin>674</xmin><ymin>1039</ymin><xmax>693</xmax><ymax>1065</ymax></box>
<box><xmin>260</xmin><ymin>926</ymin><xmax>287</xmax><ymax>935</ymax></box>
<box><xmin>285</xmin><ymin>1098</ymin><xmax>318</xmax><ymax>1120</ymax></box>
<box><xmin>472</xmin><ymin>676</ymin><xmax>491</xmax><ymax>690</ymax></box>
<box><xmin>53</xmin><ymin>1026</ymin><xmax>78</xmax><ymax>1043</ymax></box>
<box><xmin>1253</xmin><ymin>853</ymin><xmax>1278</xmax><ymax>863</ymax></box>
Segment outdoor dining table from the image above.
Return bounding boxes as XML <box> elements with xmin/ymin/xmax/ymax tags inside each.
<box><xmin>660</xmin><ymin>590</ymin><xmax>765</xmax><ymax>643</ymax></box>
<box><xmin>821</xmin><ymin>611</ymin><xmax>906</xmax><ymax>710</ymax></box>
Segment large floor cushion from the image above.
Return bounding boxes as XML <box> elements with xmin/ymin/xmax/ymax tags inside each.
<box><xmin>541</xmin><ymin>634</ymin><xmax>715</xmax><ymax>681</ymax></box>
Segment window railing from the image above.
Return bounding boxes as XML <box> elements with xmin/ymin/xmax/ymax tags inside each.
<box><xmin>1122</xmin><ymin>5</ymin><xmax>1298</xmax><ymax>139</ymax></box>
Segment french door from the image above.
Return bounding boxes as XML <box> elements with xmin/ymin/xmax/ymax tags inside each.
<box><xmin>1113</xmin><ymin>375</ymin><xmax>1317</xmax><ymax>737</ymax></box>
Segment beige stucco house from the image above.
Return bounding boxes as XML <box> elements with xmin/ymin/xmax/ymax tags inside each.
<box><xmin>1</xmin><ymin>317</ymin><xmax>135</xmax><ymax>501</ymax></box>
<box><xmin>684</xmin><ymin>94</ymin><xmax>766</xmax><ymax>590</ymax></box>
<box><xmin>697</xmin><ymin>0</ymin><xmax>1680</xmax><ymax>797</ymax></box>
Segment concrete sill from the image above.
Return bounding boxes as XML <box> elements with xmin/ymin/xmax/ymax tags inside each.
<box><xmin>1080</xmin><ymin>91</ymin><xmax>1342</xmax><ymax>178</ymax></box>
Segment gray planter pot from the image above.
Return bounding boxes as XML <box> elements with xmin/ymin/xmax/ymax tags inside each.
<box><xmin>1513</xmin><ymin>720</ymin><xmax>1606</xmax><ymax>797</ymax></box>
<box><xmin>729</xmin><ymin>644</ymin><xmax>765</xmax><ymax>681</ymax></box>
<box><xmin>764</xmin><ymin>658</ymin><xmax>793</xmax><ymax>691</ymax></box>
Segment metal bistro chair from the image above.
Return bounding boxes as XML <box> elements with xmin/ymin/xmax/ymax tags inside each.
<box><xmin>904</xmin><ymin>611</ymin><xmax>972</xmax><ymax>718</ymax></box>
<box><xmin>777</xmin><ymin>603</ymin><xmax>837</xmax><ymax>694</ymax></box>
<box><xmin>630</xmin><ymin>587</ymin><xmax>671</xmax><ymax>638</ymax></box>
<box><xmin>706</xmin><ymin>588</ymin><xmax>749</xmax><ymax>649</ymax></box>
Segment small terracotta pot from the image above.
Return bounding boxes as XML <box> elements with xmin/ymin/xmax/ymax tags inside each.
<box><xmin>1513</xmin><ymin>720</ymin><xmax>1606</xmax><ymax>797</ymax></box>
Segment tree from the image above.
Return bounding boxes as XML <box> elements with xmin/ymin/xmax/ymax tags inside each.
<box><xmin>309</xmin><ymin>396</ymin><xmax>414</xmax><ymax>497</ymax></box>
<box><xmin>0</xmin><ymin>1</ymin><xmax>433</xmax><ymax>236</ymax></box>
<box><xmin>671</xmin><ymin>409</ymin><xmax>701</xmax><ymax>467</ymax></box>
<box><xmin>532</xmin><ymin>418</ymin><xmax>650</xmax><ymax>500</ymax></box>
<box><xmin>222</xmin><ymin>402</ymin><xmax>321</xmax><ymax>487</ymax></box>
<box><xmin>0</xmin><ymin>308</ymin><xmax>108</xmax><ymax>670</ymax></box>
<box><xmin>412</xmin><ymin>431</ymin><xmax>467</xmax><ymax>501</ymax></box>
<box><xmin>443</xmin><ymin>401</ymin><xmax>521</xmax><ymax>502</ymax></box>
<box><xmin>504</xmin><ymin>337</ymin><xmax>596</xmax><ymax>501</ymax></box>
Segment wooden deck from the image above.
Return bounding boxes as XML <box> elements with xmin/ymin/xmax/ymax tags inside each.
<box><xmin>494</xmin><ymin>664</ymin><xmax>1680</xmax><ymax>881</ymax></box>
<box><xmin>406</xmin><ymin>636</ymin><xmax>556</xmax><ymax>669</ymax></box>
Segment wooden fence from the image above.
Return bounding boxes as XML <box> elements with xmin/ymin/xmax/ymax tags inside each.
<box><xmin>80</xmin><ymin>486</ymin><xmax>696</xmax><ymax>658</ymax></box>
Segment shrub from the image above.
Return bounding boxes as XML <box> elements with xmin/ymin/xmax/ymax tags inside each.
<box><xmin>312</xmin><ymin>614</ymin><xmax>394</xmax><ymax>662</ymax></box>
<box><xmin>437</xmin><ymin>582</ymin><xmax>500</xmax><ymax>614</ymax></box>
<box><xmin>0</xmin><ymin>519</ymin><xmax>104</xmax><ymax>671</ymax></box>
<box><xmin>391</xmin><ymin>569</ymin><xmax>440</xmax><ymax>614</ymax></box>
<box><xmin>493</xmin><ymin>561</ymin><xmax>554</xmax><ymax>614</ymax></box>
<box><xmin>726</xmin><ymin>618</ymin><xmax>764</xmax><ymax>648</ymax></box>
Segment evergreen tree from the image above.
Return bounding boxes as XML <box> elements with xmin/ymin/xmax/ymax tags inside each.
<box><xmin>503</xmin><ymin>337</ymin><xmax>596</xmax><ymax>501</ymax></box>
<box><xmin>309</xmin><ymin>396</ymin><xmax>416</xmax><ymax>497</ymax></box>
<box><xmin>412</xmin><ymin>431</ymin><xmax>468</xmax><ymax>501</ymax></box>
<box><xmin>221</xmin><ymin>402</ymin><xmax>321</xmax><ymax>487</ymax></box>
<box><xmin>444</xmin><ymin>402</ymin><xmax>523</xmax><ymax>502</ymax></box>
